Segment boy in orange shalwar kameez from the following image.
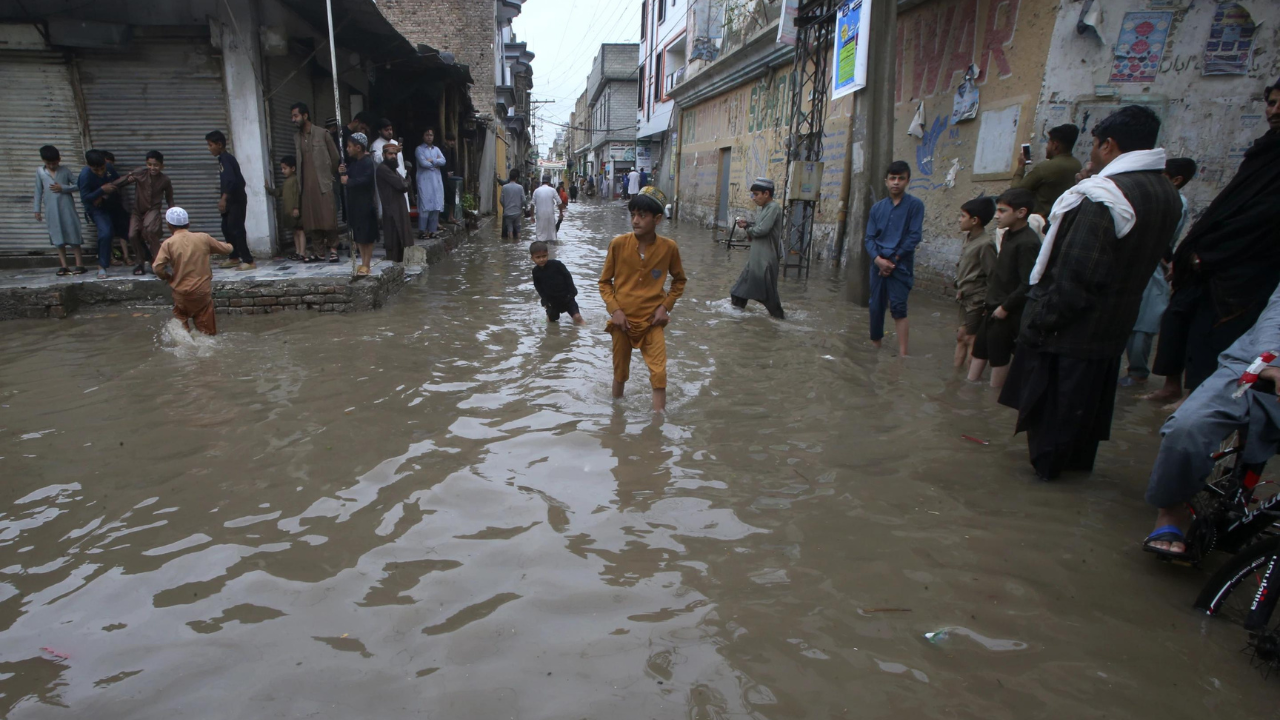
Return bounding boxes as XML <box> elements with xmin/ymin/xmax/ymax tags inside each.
<box><xmin>598</xmin><ymin>186</ymin><xmax>686</xmax><ymax>412</ymax></box>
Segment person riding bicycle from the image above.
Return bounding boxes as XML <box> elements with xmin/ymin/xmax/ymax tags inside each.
<box><xmin>1145</xmin><ymin>283</ymin><xmax>1280</xmax><ymax>558</ymax></box>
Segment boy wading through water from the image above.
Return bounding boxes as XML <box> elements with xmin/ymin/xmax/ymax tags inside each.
<box><xmin>953</xmin><ymin>197</ymin><xmax>997</xmax><ymax>369</ymax></box>
<box><xmin>530</xmin><ymin>241</ymin><xmax>584</xmax><ymax>324</ymax></box>
<box><xmin>731</xmin><ymin>177</ymin><xmax>785</xmax><ymax>319</ymax></box>
<box><xmin>34</xmin><ymin>145</ymin><xmax>86</xmax><ymax>276</ymax></box>
<box><xmin>152</xmin><ymin>207</ymin><xmax>233</xmax><ymax>335</ymax></box>
<box><xmin>599</xmin><ymin>187</ymin><xmax>687</xmax><ymax>412</ymax></box>
<box><xmin>864</xmin><ymin>161</ymin><xmax>925</xmax><ymax>355</ymax></box>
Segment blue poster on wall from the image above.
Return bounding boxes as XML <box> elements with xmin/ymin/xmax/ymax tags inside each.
<box><xmin>1110</xmin><ymin>11</ymin><xmax>1172</xmax><ymax>84</ymax></box>
<box><xmin>832</xmin><ymin>0</ymin><xmax>871</xmax><ymax>99</ymax></box>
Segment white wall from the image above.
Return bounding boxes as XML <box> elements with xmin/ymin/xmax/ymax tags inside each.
<box><xmin>1036</xmin><ymin>1</ymin><xmax>1280</xmax><ymax>216</ymax></box>
<box><xmin>638</xmin><ymin>0</ymin><xmax>688</xmax><ymax>139</ymax></box>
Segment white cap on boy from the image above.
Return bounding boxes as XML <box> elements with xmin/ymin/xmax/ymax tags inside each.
<box><xmin>165</xmin><ymin>207</ymin><xmax>189</xmax><ymax>226</ymax></box>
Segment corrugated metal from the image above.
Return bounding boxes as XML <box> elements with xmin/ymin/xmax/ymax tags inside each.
<box><xmin>77</xmin><ymin>42</ymin><xmax>230</xmax><ymax>240</ymax></box>
<box><xmin>267</xmin><ymin>53</ymin><xmax>314</xmax><ymax>186</ymax></box>
<box><xmin>0</xmin><ymin>52</ymin><xmax>91</xmax><ymax>254</ymax></box>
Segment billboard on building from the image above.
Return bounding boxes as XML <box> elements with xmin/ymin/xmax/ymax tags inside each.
<box><xmin>832</xmin><ymin>0</ymin><xmax>871</xmax><ymax>99</ymax></box>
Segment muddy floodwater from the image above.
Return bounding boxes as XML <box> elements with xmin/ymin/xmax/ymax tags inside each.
<box><xmin>1</xmin><ymin>201</ymin><xmax>1277</xmax><ymax>718</ymax></box>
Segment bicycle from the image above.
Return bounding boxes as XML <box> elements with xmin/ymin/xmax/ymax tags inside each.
<box><xmin>1195</xmin><ymin>534</ymin><xmax>1280</xmax><ymax>674</ymax></box>
<box><xmin>1150</xmin><ymin>367</ymin><xmax>1280</xmax><ymax>566</ymax></box>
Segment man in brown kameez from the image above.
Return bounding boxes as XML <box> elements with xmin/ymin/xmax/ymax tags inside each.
<box><xmin>376</xmin><ymin>142</ymin><xmax>413</xmax><ymax>262</ymax></box>
<box><xmin>291</xmin><ymin>101</ymin><xmax>341</xmax><ymax>262</ymax></box>
<box><xmin>106</xmin><ymin>149</ymin><xmax>174</xmax><ymax>273</ymax></box>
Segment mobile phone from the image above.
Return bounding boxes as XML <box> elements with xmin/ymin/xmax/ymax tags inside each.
<box><xmin>1021</xmin><ymin>144</ymin><xmax>1032</xmax><ymax>163</ymax></box>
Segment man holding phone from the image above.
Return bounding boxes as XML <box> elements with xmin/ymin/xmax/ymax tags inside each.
<box><xmin>1015</xmin><ymin>124</ymin><xmax>1082</xmax><ymax>218</ymax></box>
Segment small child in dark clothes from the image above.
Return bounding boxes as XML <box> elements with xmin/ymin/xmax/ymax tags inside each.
<box><xmin>530</xmin><ymin>240</ymin><xmax>584</xmax><ymax>324</ymax></box>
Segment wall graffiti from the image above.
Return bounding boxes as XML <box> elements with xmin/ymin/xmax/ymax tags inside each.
<box><xmin>895</xmin><ymin>0</ymin><xmax>1022</xmax><ymax>103</ymax></box>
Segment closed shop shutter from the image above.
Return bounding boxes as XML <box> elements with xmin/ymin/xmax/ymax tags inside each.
<box><xmin>0</xmin><ymin>52</ymin><xmax>91</xmax><ymax>254</ymax></box>
<box><xmin>266</xmin><ymin>53</ymin><xmax>314</xmax><ymax>186</ymax></box>
<box><xmin>77</xmin><ymin>41</ymin><xmax>230</xmax><ymax>240</ymax></box>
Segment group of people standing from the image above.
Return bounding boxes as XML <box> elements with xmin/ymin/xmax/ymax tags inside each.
<box><xmin>280</xmin><ymin>103</ymin><xmax>461</xmax><ymax>274</ymax></box>
<box><xmin>33</xmin><ymin>134</ymin><xmax>250</xmax><ymax>279</ymax></box>
<box><xmin>31</xmin><ymin>102</ymin><xmax>462</xmax><ymax>281</ymax></box>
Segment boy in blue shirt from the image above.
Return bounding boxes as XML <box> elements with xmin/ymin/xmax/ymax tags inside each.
<box><xmin>79</xmin><ymin>149</ymin><xmax>129</xmax><ymax>278</ymax></box>
<box><xmin>864</xmin><ymin>160</ymin><xmax>925</xmax><ymax>355</ymax></box>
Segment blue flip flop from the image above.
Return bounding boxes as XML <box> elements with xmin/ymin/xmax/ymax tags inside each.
<box><xmin>1143</xmin><ymin>525</ymin><xmax>1192</xmax><ymax>560</ymax></box>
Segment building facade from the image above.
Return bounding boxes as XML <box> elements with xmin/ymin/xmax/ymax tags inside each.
<box><xmin>379</xmin><ymin>0</ymin><xmax>535</xmax><ymax>215</ymax></box>
<box><xmin>893</xmin><ymin>0</ymin><xmax>1280</xmax><ymax>295</ymax></box>
<box><xmin>586</xmin><ymin>44</ymin><xmax>640</xmax><ymax>199</ymax></box>
<box><xmin>0</xmin><ymin>0</ymin><xmax>469</xmax><ymax>258</ymax></box>
<box><xmin>638</xmin><ymin>0</ymin><xmax>689</xmax><ymax>191</ymax></box>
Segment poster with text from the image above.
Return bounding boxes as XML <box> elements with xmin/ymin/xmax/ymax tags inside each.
<box><xmin>1109</xmin><ymin>12</ymin><xmax>1172</xmax><ymax>84</ymax></box>
<box><xmin>832</xmin><ymin>0</ymin><xmax>871</xmax><ymax>99</ymax></box>
<box><xmin>1204</xmin><ymin>2</ymin><xmax>1256</xmax><ymax>76</ymax></box>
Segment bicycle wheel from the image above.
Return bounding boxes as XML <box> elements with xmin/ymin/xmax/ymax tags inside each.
<box><xmin>1196</xmin><ymin>535</ymin><xmax>1280</xmax><ymax>620</ymax></box>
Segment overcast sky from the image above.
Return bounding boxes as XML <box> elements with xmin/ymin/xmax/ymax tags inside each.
<box><xmin>513</xmin><ymin>0</ymin><xmax>643</xmax><ymax>157</ymax></box>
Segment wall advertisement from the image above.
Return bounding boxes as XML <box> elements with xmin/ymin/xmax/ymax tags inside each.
<box><xmin>832</xmin><ymin>0</ymin><xmax>871</xmax><ymax>99</ymax></box>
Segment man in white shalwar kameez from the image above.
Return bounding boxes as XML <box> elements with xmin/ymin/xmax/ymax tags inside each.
<box><xmin>532</xmin><ymin>175</ymin><xmax>562</xmax><ymax>243</ymax></box>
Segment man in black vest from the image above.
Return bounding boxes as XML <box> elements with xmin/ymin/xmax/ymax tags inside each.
<box><xmin>999</xmin><ymin>105</ymin><xmax>1182</xmax><ymax>480</ymax></box>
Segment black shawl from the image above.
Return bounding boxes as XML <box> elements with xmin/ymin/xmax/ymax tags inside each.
<box><xmin>1173</xmin><ymin>129</ymin><xmax>1280</xmax><ymax>320</ymax></box>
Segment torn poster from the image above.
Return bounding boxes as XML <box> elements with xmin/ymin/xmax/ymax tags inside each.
<box><xmin>908</xmin><ymin>101</ymin><xmax>925</xmax><ymax>139</ymax></box>
<box><xmin>1110</xmin><ymin>12</ymin><xmax>1172</xmax><ymax>84</ymax></box>
<box><xmin>951</xmin><ymin>65</ymin><xmax>980</xmax><ymax>124</ymax></box>
<box><xmin>1203</xmin><ymin>2</ymin><xmax>1256</xmax><ymax>76</ymax></box>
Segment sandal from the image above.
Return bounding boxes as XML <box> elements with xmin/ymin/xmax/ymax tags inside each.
<box><xmin>56</xmin><ymin>267</ymin><xmax>71</xmax><ymax>276</ymax></box>
<box><xmin>1143</xmin><ymin>525</ymin><xmax>1193</xmax><ymax>560</ymax></box>
<box><xmin>132</xmin><ymin>264</ymin><xmax>146</xmax><ymax>276</ymax></box>
<box><xmin>287</xmin><ymin>253</ymin><xmax>303</xmax><ymax>262</ymax></box>
<box><xmin>327</xmin><ymin>251</ymin><xmax>340</xmax><ymax>264</ymax></box>
<box><xmin>73</xmin><ymin>266</ymin><xmax>87</xmax><ymax>275</ymax></box>
<box><xmin>356</xmin><ymin>265</ymin><xmax>370</xmax><ymax>276</ymax></box>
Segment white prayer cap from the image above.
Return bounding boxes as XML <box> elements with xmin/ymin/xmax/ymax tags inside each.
<box><xmin>166</xmin><ymin>207</ymin><xmax>189</xmax><ymax>226</ymax></box>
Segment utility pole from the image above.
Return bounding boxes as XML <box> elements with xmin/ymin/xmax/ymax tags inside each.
<box><xmin>842</xmin><ymin>0</ymin><xmax>897</xmax><ymax>307</ymax></box>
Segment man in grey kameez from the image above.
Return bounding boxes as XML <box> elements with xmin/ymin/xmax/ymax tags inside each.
<box><xmin>1144</xmin><ymin>283</ymin><xmax>1280</xmax><ymax>558</ymax></box>
<box><xmin>731</xmin><ymin>177</ymin><xmax>785</xmax><ymax>319</ymax></box>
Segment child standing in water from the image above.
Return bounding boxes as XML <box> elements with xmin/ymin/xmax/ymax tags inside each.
<box><xmin>152</xmin><ymin>207</ymin><xmax>233</xmax><ymax>335</ymax></box>
<box><xmin>598</xmin><ymin>186</ymin><xmax>686</xmax><ymax>412</ymax></box>
<box><xmin>530</xmin><ymin>240</ymin><xmax>584</xmax><ymax>324</ymax></box>
<box><xmin>953</xmin><ymin>196</ymin><xmax>996</xmax><ymax>369</ymax></box>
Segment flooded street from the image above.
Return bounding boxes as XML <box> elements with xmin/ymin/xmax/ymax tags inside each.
<box><xmin>2</xmin><ymin>201</ymin><xmax>1277</xmax><ymax>718</ymax></box>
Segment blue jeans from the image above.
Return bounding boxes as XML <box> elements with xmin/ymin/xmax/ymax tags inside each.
<box><xmin>419</xmin><ymin>210</ymin><xmax>439</xmax><ymax>233</ymax></box>
<box><xmin>87</xmin><ymin>205</ymin><xmax>124</xmax><ymax>269</ymax></box>
<box><xmin>868</xmin><ymin>261</ymin><xmax>913</xmax><ymax>341</ymax></box>
<box><xmin>1126</xmin><ymin>331</ymin><xmax>1155</xmax><ymax>379</ymax></box>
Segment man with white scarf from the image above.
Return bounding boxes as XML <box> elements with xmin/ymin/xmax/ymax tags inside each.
<box><xmin>997</xmin><ymin>105</ymin><xmax>1181</xmax><ymax>480</ymax></box>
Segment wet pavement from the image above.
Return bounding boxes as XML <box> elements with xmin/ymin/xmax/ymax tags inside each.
<box><xmin>1</xmin><ymin>200</ymin><xmax>1277</xmax><ymax>718</ymax></box>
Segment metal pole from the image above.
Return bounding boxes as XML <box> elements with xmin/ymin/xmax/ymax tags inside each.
<box><xmin>324</xmin><ymin>0</ymin><xmax>355</xmax><ymax>277</ymax></box>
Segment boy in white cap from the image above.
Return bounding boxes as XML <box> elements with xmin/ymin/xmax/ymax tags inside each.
<box><xmin>152</xmin><ymin>207</ymin><xmax>233</xmax><ymax>335</ymax></box>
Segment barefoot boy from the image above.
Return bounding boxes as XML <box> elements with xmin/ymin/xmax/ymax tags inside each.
<box><xmin>266</xmin><ymin>155</ymin><xmax>306</xmax><ymax>260</ymax></box>
<box><xmin>152</xmin><ymin>207</ymin><xmax>233</xmax><ymax>335</ymax></box>
<box><xmin>106</xmin><ymin>150</ymin><xmax>173</xmax><ymax>274</ymax></box>
<box><xmin>953</xmin><ymin>196</ymin><xmax>996</xmax><ymax>369</ymax></box>
<box><xmin>531</xmin><ymin>241</ymin><xmax>584</xmax><ymax>324</ymax></box>
<box><xmin>969</xmin><ymin>188</ymin><xmax>1040</xmax><ymax>388</ymax></box>
<box><xmin>598</xmin><ymin>187</ymin><xmax>686</xmax><ymax>412</ymax></box>
<box><xmin>34</xmin><ymin>145</ymin><xmax>86</xmax><ymax>276</ymax></box>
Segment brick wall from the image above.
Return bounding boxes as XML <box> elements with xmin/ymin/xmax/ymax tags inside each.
<box><xmin>604</xmin><ymin>80</ymin><xmax>638</xmax><ymax>143</ymax></box>
<box><xmin>378</xmin><ymin>0</ymin><xmax>497</xmax><ymax>116</ymax></box>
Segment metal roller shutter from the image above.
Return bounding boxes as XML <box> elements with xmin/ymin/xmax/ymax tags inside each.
<box><xmin>77</xmin><ymin>42</ymin><xmax>230</xmax><ymax>240</ymax></box>
<box><xmin>0</xmin><ymin>52</ymin><xmax>91</xmax><ymax>254</ymax></box>
<box><xmin>267</xmin><ymin>53</ymin><xmax>315</xmax><ymax>183</ymax></box>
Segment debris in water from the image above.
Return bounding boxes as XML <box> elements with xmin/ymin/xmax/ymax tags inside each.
<box><xmin>961</xmin><ymin>435</ymin><xmax>989</xmax><ymax>445</ymax></box>
<box><xmin>861</xmin><ymin>608</ymin><xmax>911</xmax><ymax>614</ymax></box>
<box><xmin>41</xmin><ymin>647</ymin><xmax>70</xmax><ymax>660</ymax></box>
